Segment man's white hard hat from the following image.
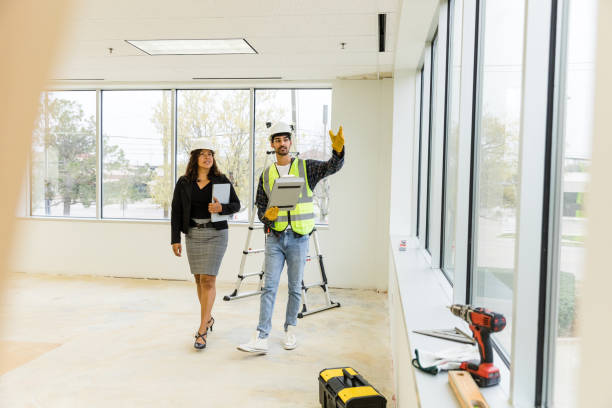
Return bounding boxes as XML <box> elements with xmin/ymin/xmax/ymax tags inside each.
<box><xmin>190</xmin><ymin>139</ymin><xmax>215</xmax><ymax>153</ymax></box>
<box><xmin>269</xmin><ymin>121</ymin><xmax>293</xmax><ymax>140</ymax></box>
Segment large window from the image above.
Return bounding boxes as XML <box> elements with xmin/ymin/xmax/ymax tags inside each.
<box><xmin>101</xmin><ymin>90</ymin><xmax>172</xmax><ymax>219</ymax></box>
<box><xmin>176</xmin><ymin>90</ymin><xmax>250</xmax><ymax>222</ymax></box>
<box><xmin>254</xmin><ymin>89</ymin><xmax>332</xmax><ymax>224</ymax></box>
<box><xmin>471</xmin><ymin>0</ymin><xmax>525</xmax><ymax>354</ymax></box>
<box><xmin>31</xmin><ymin>91</ymin><xmax>97</xmax><ymax>217</ymax></box>
<box><xmin>409</xmin><ymin>0</ymin><xmax>599</xmax><ymax>402</ymax></box>
<box><xmin>441</xmin><ymin>0</ymin><xmax>464</xmax><ymax>282</ymax></box>
<box><xmin>30</xmin><ymin>88</ymin><xmax>331</xmax><ymax>224</ymax></box>
<box><xmin>425</xmin><ymin>32</ymin><xmax>439</xmax><ymax>253</ymax></box>
<box><xmin>552</xmin><ymin>1</ymin><xmax>596</xmax><ymax>406</ymax></box>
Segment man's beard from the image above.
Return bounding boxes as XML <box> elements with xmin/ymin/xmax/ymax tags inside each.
<box><xmin>276</xmin><ymin>147</ymin><xmax>288</xmax><ymax>156</ymax></box>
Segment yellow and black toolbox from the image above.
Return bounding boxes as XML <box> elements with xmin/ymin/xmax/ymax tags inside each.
<box><xmin>318</xmin><ymin>367</ymin><xmax>386</xmax><ymax>408</ymax></box>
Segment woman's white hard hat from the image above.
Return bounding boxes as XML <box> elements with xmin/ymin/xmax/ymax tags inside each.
<box><xmin>190</xmin><ymin>139</ymin><xmax>215</xmax><ymax>153</ymax></box>
<box><xmin>269</xmin><ymin>121</ymin><xmax>293</xmax><ymax>140</ymax></box>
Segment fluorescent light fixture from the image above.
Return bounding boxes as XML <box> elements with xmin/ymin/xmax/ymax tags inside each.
<box><xmin>126</xmin><ymin>39</ymin><xmax>257</xmax><ymax>55</ymax></box>
<box><xmin>51</xmin><ymin>78</ymin><xmax>105</xmax><ymax>81</ymax></box>
<box><xmin>192</xmin><ymin>77</ymin><xmax>282</xmax><ymax>80</ymax></box>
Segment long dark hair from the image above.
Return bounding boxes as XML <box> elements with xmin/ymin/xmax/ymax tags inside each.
<box><xmin>184</xmin><ymin>149</ymin><xmax>223</xmax><ymax>181</ymax></box>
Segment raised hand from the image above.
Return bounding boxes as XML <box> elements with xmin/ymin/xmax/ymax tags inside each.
<box><xmin>208</xmin><ymin>197</ymin><xmax>222</xmax><ymax>214</ymax></box>
<box><xmin>329</xmin><ymin>125</ymin><xmax>344</xmax><ymax>153</ymax></box>
<box><xmin>264</xmin><ymin>206</ymin><xmax>280</xmax><ymax>221</ymax></box>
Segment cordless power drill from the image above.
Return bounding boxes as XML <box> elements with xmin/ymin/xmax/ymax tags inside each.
<box><xmin>448</xmin><ymin>304</ymin><xmax>507</xmax><ymax>387</ymax></box>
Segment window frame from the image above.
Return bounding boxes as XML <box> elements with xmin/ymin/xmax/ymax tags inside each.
<box><xmin>410</xmin><ymin>0</ymin><xmax>571</xmax><ymax>404</ymax></box>
<box><xmin>466</xmin><ymin>0</ymin><xmax>484</xmax><ymax>308</ymax></box>
<box><xmin>417</xmin><ymin>45</ymin><xmax>433</xmax><ymax>256</ymax></box>
<box><xmin>99</xmin><ymin>88</ymin><xmax>174</xmax><ymax>220</ymax></box>
<box><xmin>509</xmin><ymin>0</ymin><xmax>560</xmax><ymax>405</ymax></box>
<box><xmin>416</xmin><ymin>67</ymin><xmax>425</xmax><ymax>238</ymax></box>
<box><xmin>543</xmin><ymin>0</ymin><xmax>575</xmax><ymax>405</ymax></box>
<box><xmin>175</xmin><ymin>88</ymin><xmax>252</xmax><ymax>223</ymax></box>
<box><xmin>425</xmin><ymin>30</ymin><xmax>439</xmax><ymax>254</ymax></box>
<box><xmin>252</xmin><ymin>88</ymin><xmax>333</xmax><ymax>226</ymax></box>
<box><xmin>28</xmin><ymin>86</ymin><xmax>333</xmax><ymax>226</ymax></box>
<box><xmin>440</xmin><ymin>0</ymin><xmax>458</xmax><ymax>283</ymax></box>
<box><xmin>467</xmin><ymin>0</ymin><xmax>529</xmax><ymax>367</ymax></box>
<box><xmin>30</xmin><ymin>89</ymin><xmax>99</xmax><ymax>219</ymax></box>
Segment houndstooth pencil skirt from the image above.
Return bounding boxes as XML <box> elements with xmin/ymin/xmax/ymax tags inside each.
<box><xmin>185</xmin><ymin>219</ymin><xmax>229</xmax><ymax>276</ymax></box>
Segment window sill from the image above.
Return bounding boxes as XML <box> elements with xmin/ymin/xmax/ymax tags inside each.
<box><xmin>390</xmin><ymin>234</ymin><xmax>511</xmax><ymax>407</ymax></box>
<box><xmin>16</xmin><ymin>216</ymin><xmax>330</xmax><ymax>230</ymax></box>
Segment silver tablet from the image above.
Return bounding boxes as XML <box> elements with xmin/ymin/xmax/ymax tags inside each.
<box><xmin>267</xmin><ymin>176</ymin><xmax>305</xmax><ymax>211</ymax></box>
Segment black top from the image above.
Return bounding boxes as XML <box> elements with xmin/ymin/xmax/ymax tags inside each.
<box><xmin>191</xmin><ymin>181</ymin><xmax>213</xmax><ymax>219</ymax></box>
<box><xmin>170</xmin><ymin>174</ymin><xmax>241</xmax><ymax>244</ymax></box>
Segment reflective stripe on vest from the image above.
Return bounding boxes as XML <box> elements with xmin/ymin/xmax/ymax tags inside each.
<box><xmin>263</xmin><ymin>159</ymin><xmax>314</xmax><ymax>235</ymax></box>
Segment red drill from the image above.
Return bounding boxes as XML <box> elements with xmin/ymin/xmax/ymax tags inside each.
<box><xmin>448</xmin><ymin>304</ymin><xmax>506</xmax><ymax>387</ymax></box>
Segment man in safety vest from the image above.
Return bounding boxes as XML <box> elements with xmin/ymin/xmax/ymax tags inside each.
<box><xmin>238</xmin><ymin>121</ymin><xmax>345</xmax><ymax>353</ymax></box>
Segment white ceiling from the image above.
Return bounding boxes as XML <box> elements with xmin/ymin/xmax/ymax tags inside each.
<box><xmin>51</xmin><ymin>0</ymin><xmax>401</xmax><ymax>83</ymax></box>
<box><xmin>394</xmin><ymin>0</ymin><xmax>438</xmax><ymax>70</ymax></box>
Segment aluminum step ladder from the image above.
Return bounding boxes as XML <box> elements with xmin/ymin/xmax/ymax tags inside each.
<box><xmin>222</xmin><ymin>219</ymin><xmax>267</xmax><ymax>301</ymax></box>
<box><xmin>222</xmin><ymin>150</ymin><xmax>277</xmax><ymax>302</ymax></box>
<box><xmin>298</xmin><ymin>227</ymin><xmax>341</xmax><ymax>318</ymax></box>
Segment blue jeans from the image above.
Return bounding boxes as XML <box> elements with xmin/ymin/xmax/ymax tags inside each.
<box><xmin>257</xmin><ymin>230</ymin><xmax>309</xmax><ymax>339</ymax></box>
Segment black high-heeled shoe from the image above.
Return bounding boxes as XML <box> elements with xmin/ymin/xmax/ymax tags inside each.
<box><xmin>194</xmin><ymin>330</ymin><xmax>207</xmax><ymax>350</ymax></box>
<box><xmin>207</xmin><ymin>316</ymin><xmax>215</xmax><ymax>332</ymax></box>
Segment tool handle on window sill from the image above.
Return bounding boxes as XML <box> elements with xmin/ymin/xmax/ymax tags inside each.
<box><xmin>448</xmin><ymin>370</ymin><xmax>490</xmax><ymax>408</ymax></box>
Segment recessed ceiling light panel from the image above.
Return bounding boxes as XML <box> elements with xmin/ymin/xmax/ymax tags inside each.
<box><xmin>126</xmin><ymin>39</ymin><xmax>257</xmax><ymax>55</ymax></box>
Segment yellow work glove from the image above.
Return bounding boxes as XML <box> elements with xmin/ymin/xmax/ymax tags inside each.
<box><xmin>264</xmin><ymin>206</ymin><xmax>279</xmax><ymax>221</ymax></box>
<box><xmin>329</xmin><ymin>126</ymin><xmax>344</xmax><ymax>153</ymax></box>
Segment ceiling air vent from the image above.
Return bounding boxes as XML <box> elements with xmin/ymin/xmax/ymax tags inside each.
<box><xmin>378</xmin><ymin>13</ymin><xmax>386</xmax><ymax>52</ymax></box>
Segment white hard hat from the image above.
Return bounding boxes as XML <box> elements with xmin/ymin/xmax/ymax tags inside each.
<box><xmin>190</xmin><ymin>139</ymin><xmax>215</xmax><ymax>153</ymax></box>
<box><xmin>269</xmin><ymin>121</ymin><xmax>293</xmax><ymax>140</ymax></box>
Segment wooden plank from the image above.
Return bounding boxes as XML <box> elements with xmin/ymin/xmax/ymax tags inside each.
<box><xmin>448</xmin><ymin>370</ymin><xmax>490</xmax><ymax>408</ymax></box>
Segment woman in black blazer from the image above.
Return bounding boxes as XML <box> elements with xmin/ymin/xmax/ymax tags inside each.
<box><xmin>171</xmin><ymin>142</ymin><xmax>240</xmax><ymax>350</ymax></box>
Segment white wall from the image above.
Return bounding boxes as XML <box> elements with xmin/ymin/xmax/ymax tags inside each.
<box><xmin>327</xmin><ymin>78</ymin><xmax>394</xmax><ymax>290</ymax></box>
<box><xmin>10</xmin><ymin>79</ymin><xmax>394</xmax><ymax>290</ymax></box>
<box><xmin>389</xmin><ymin>68</ymin><xmax>416</xmax><ymax>235</ymax></box>
<box><xmin>579</xmin><ymin>0</ymin><xmax>612</xmax><ymax>405</ymax></box>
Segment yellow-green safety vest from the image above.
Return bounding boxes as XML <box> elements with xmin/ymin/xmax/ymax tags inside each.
<box><xmin>263</xmin><ymin>158</ymin><xmax>315</xmax><ymax>235</ymax></box>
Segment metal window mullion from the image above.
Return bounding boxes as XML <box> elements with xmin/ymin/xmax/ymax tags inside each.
<box><xmin>453</xmin><ymin>0</ymin><xmax>479</xmax><ymax>304</ymax></box>
<box><xmin>96</xmin><ymin>89</ymin><xmax>102</xmax><ymax>219</ymax></box>
<box><xmin>43</xmin><ymin>93</ymin><xmax>49</xmax><ymax>216</ymax></box>
<box><xmin>440</xmin><ymin>0</ymin><xmax>454</xmax><ymax>275</ymax></box>
<box><xmin>543</xmin><ymin>0</ymin><xmax>569</xmax><ymax>404</ymax></box>
<box><xmin>30</xmin><ymin>94</ymin><xmax>45</xmax><ymax>217</ymax></box>
<box><xmin>413</xmin><ymin>69</ymin><xmax>423</xmax><ymax>237</ymax></box>
<box><xmin>171</xmin><ymin>89</ymin><xmax>176</xmax><ymax>186</ymax></box>
<box><xmin>510</xmin><ymin>0</ymin><xmax>555</xmax><ymax>406</ymax></box>
<box><xmin>468</xmin><ymin>0</ymin><xmax>485</xmax><ymax>305</ymax></box>
<box><xmin>431</xmin><ymin>3</ymin><xmax>450</xmax><ymax>269</ymax></box>
<box><xmin>535</xmin><ymin>0</ymin><xmax>562</xmax><ymax>404</ymax></box>
<box><xmin>249</xmin><ymin>88</ymin><xmax>255</xmax><ymax>221</ymax></box>
<box><xmin>425</xmin><ymin>33</ymin><xmax>437</xmax><ymax>253</ymax></box>
<box><xmin>420</xmin><ymin>47</ymin><xmax>432</xmax><ymax>252</ymax></box>
<box><xmin>26</xmin><ymin>132</ymin><xmax>32</xmax><ymax>216</ymax></box>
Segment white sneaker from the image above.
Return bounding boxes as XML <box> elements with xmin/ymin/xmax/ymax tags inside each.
<box><xmin>282</xmin><ymin>326</ymin><xmax>297</xmax><ymax>350</ymax></box>
<box><xmin>237</xmin><ymin>332</ymin><xmax>269</xmax><ymax>354</ymax></box>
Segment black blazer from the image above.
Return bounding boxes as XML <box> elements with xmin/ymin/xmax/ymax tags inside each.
<box><xmin>171</xmin><ymin>174</ymin><xmax>241</xmax><ymax>244</ymax></box>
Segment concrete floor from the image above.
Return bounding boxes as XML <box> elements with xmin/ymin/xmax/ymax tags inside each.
<box><xmin>0</xmin><ymin>273</ymin><xmax>393</xmax><ymax>407</ymax></box>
